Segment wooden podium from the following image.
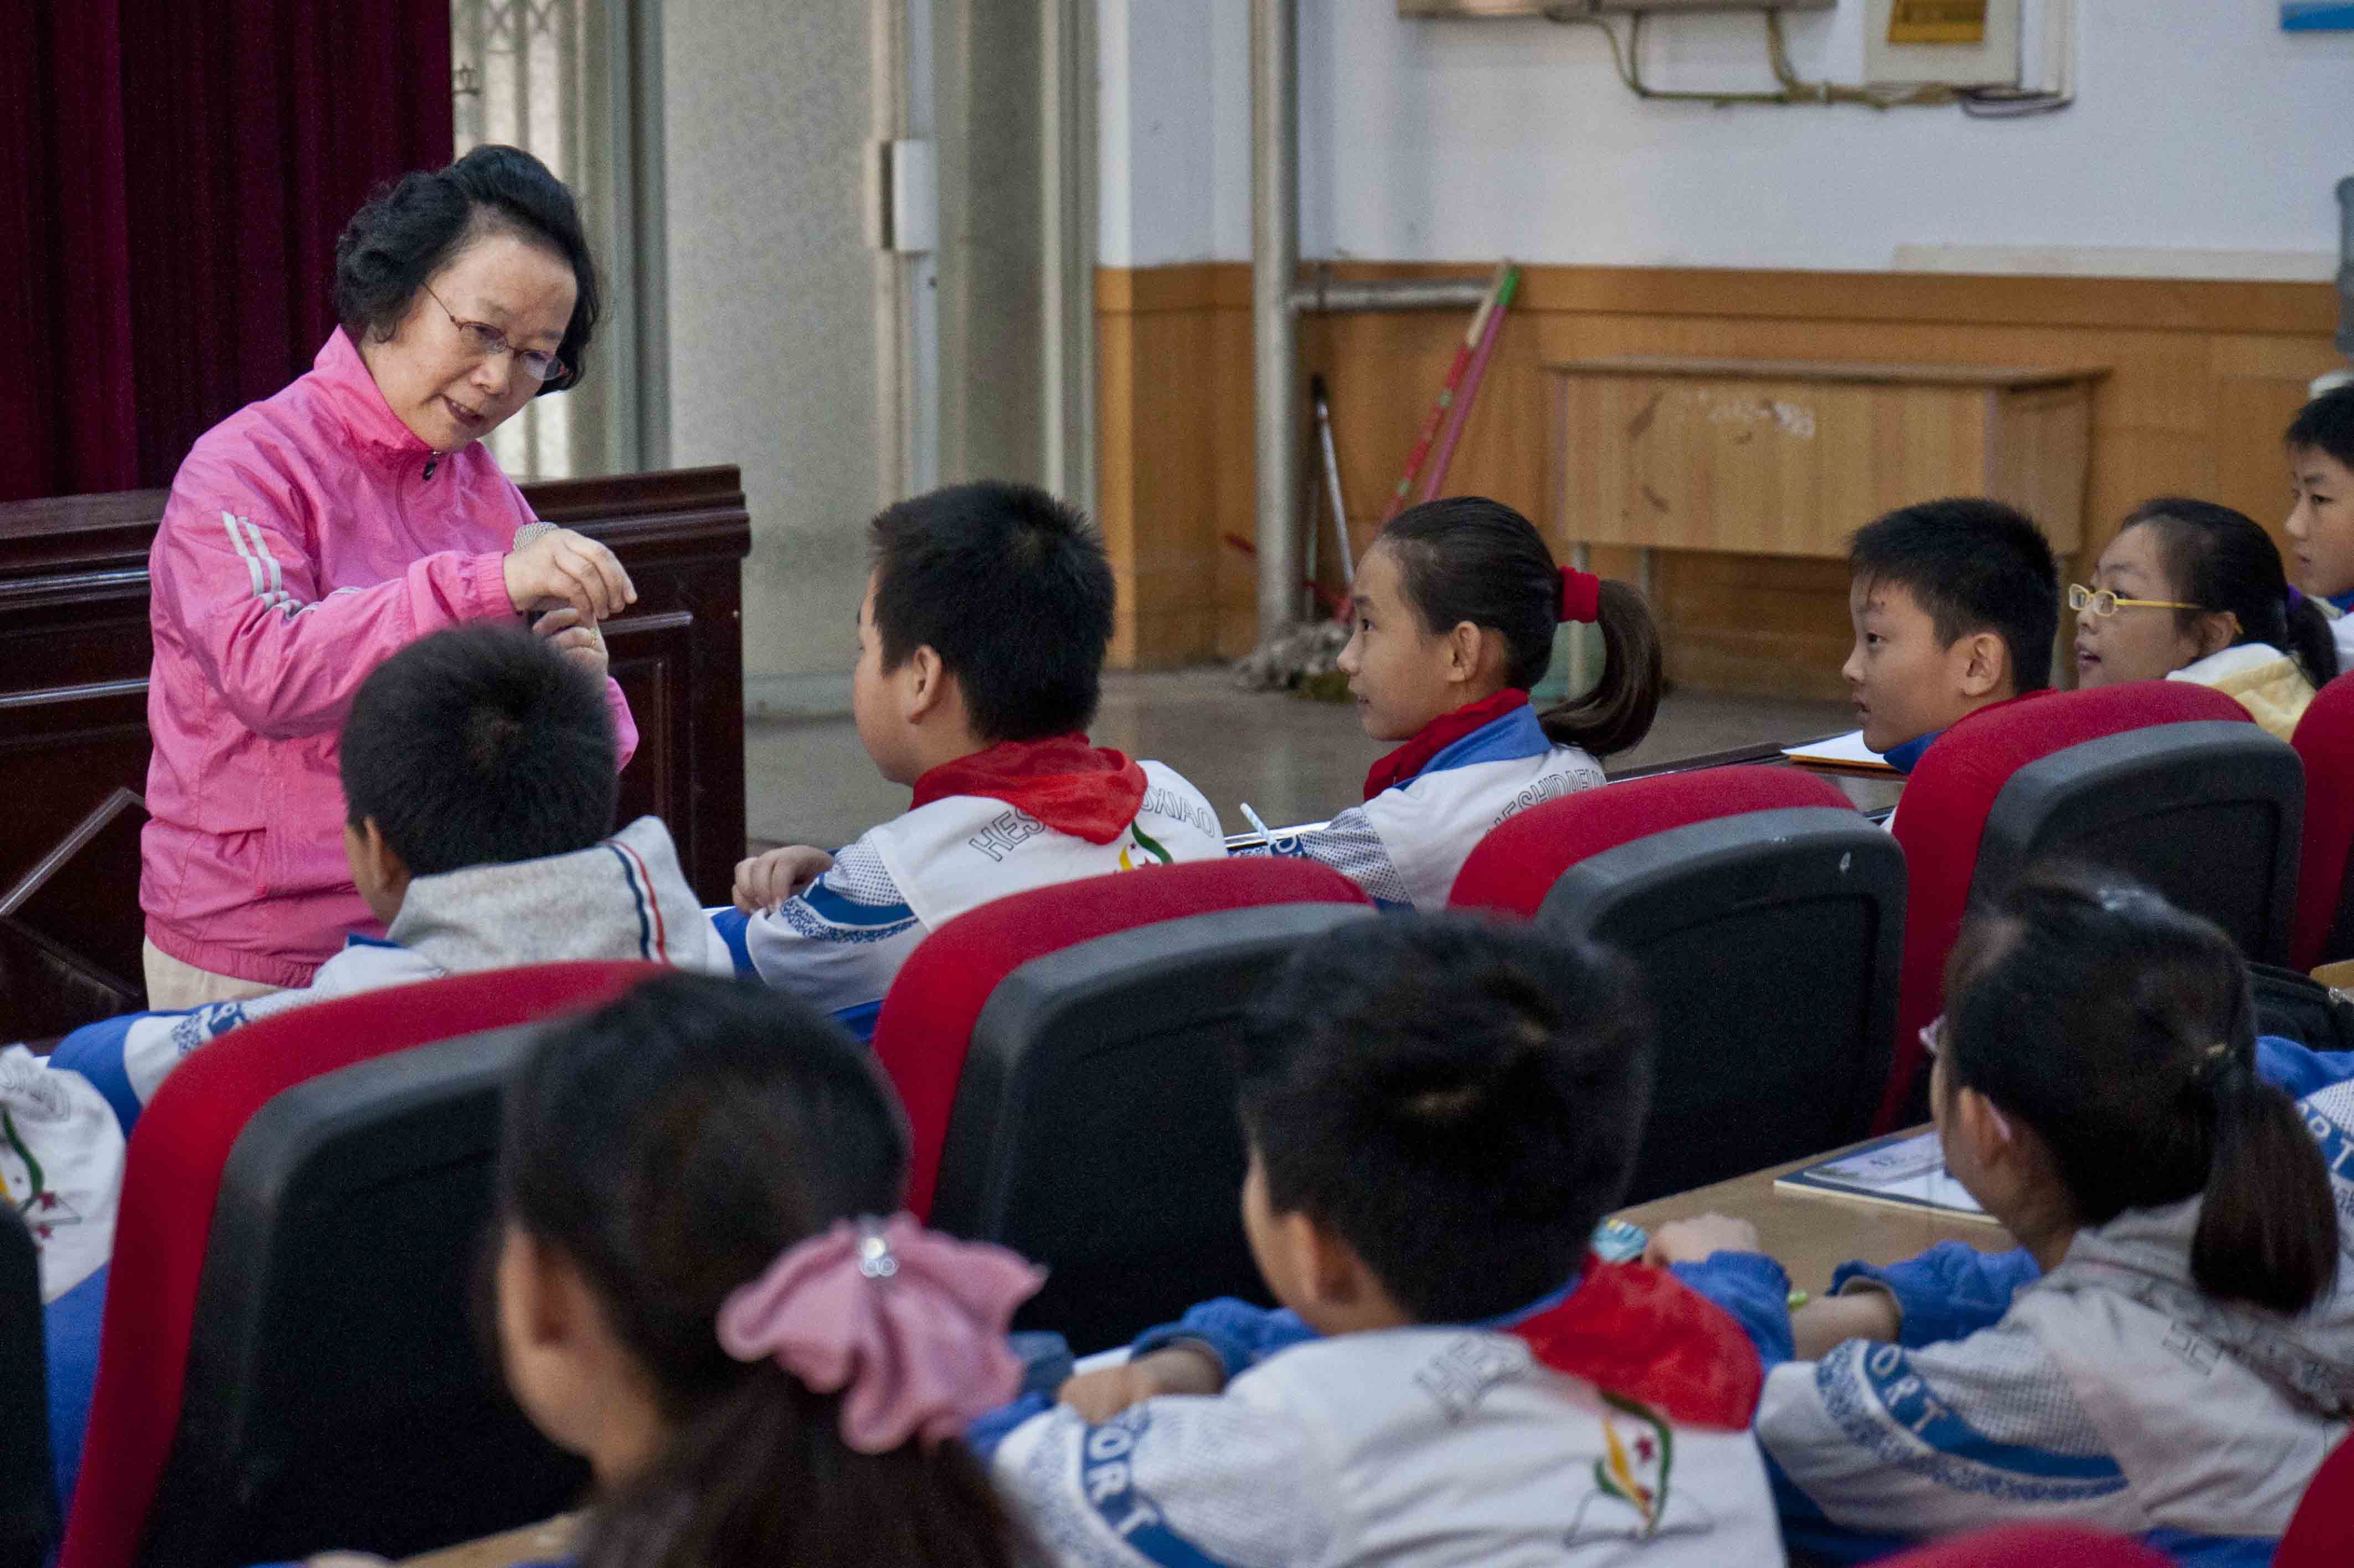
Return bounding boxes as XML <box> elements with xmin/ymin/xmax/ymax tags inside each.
<box><xmin>1544</xmin><ymin>358</ymin><xmax>2105</xmax><ymax>685</ymax></box>
<box><xmin>0</xmin><ymin>468</ymin><xmax>751</xmax><ymax>1041</ymax></box>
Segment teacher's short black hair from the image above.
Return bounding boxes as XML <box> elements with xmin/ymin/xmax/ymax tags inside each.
<box><xmin>1235</xmin><ymin>914</ymin><xmax>1653</xmax><ymax>1324</ymax></box>
<box><xmin>341</xmin><ymin>625</ymin><xmax>617</xmax><ymax>877</ymax></box>
<box><xmin>333</xmin><ymin>144</ymin><xmax>601</xmax><ymax>395</ymax></box>
<box><xmin>867</xmin><ymin>482</ymin><xmax>1115</xmax><ymax>743</ymax></box>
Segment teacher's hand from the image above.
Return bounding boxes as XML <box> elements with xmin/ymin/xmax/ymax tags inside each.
<box><xmin>504</xmin><ymin>527</ymin><xmax>636</xmax><ymax>622</ymax></box>
<box><xmin>533</xmin><ymin>606</ymin><xmax>610</xmax><ymax>682</ymax></box>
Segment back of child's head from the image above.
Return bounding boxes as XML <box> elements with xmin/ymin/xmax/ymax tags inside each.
<box><xmin>868</xmin><ymin>482</ymin><xmax>1114</xmax><ymax>744</ymax></box>
<box><xmin>500</xmin><ymin>973</ymin><xmax>1028</xmax><ymax>1568</ymax></box>
<box><xmin>1235</xmin><ymin>912</ymin><xmax>1652</xmax><ymax>1323</ymax></box>
<box><xmin>339</xmin><ymin>624</ymin><xmax>616</xmax><ymax>876</ymax></box>
<box><xmin>2288</xmin><ymin>383</ymin><xmax>2354</xmax><ymax>471</ymax></box>
<box><xmin>2124</xmin><ymin>496</ymin><xmax>2339</xmax><ymax>688</ymax></box>
<box><xmin>1848</xmin><ymin>498</ymin><xmax>2060</xmax><ymax>692</ymax></box>
<box><xmin>1943</xmin><ymin>868</ymin><xmax>2338</xmax><ymax>1317</ymax></box>
<box><xmin>1379</xmin><ymin>496</ymin><xmax>1663</xmax><ymax>756</ymax></box>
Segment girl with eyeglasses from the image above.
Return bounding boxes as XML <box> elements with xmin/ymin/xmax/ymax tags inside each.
<box><xmin>1650</xmin><ymin>868</ymin><xmax>2354</xmax><ymax>1564</ymax></box>
<box><xmin>2069</xmin><ymin>497</ymin><xmax>2337</xmax><ymax>740</ymax></box>
<box><xmin>140</xmin><ymin>145</ymin><xmax>641</xmax><ymax>1007</ymax></box>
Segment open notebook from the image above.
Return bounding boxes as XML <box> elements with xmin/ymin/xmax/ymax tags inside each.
<box><xmin>1781</xmin><ymin>729</ymin><xmax>1898</xmax><ymax>775</ymax></box>
<box><xmin>1774</xmin><ymin>1129</ymin><xmax>2000</xmax><ymax>1223</ymax></box>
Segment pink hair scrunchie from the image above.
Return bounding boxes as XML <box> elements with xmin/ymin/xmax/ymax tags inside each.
<box><xmin>714</xmin><ymin>1213</ymin><xmax>1044</xmax><ymax>1453</ymax></box>
<box><xmin>1559</xmin><ymin>565</ymin><xmax>1603</xmax><ymax>625</ymax></box>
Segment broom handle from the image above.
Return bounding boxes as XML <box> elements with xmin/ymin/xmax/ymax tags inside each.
<box><xmin>1377</xmin><ymin>262</ymin><xmax>1511</xmax><ymax>529</ymax></box>
<box><xmin>1418</xmin><ymin>265</ymin><xmax>1518</xmax><ymax>504</ymax></box>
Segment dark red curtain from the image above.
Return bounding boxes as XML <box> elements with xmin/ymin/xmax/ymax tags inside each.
<box><xmin>0</xmin><ymin>0</ymin><xmax>451</xmax><ymax>502</ymax></box>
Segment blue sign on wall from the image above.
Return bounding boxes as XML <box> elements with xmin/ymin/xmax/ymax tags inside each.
<box><xmin>2284</xmin><ymin>2</ymin><xmax>2354</xmax><ymax>29</ymax></box>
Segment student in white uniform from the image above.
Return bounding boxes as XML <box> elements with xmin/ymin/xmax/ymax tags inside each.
<box><xmin>716</xmin><ymin>483</ymin><xmax>1225</xmax><ymax>1036</ymax></box>
<box><xmin>985</xmin><ymin>914</ymin><xmax>1785</xmax><ymax>1566</ymax></box>
<box><xmin>2071</xmin><ymin>497</ymin><xmax>2337</xmax><ymax>741</ymax></box>
<box><xmin>1656</xmin><ymin>869</ymin><xmax>2354</xmax><ymax>1566</ymax></box>
<box><xmin>1249</xmin><ymin>496</ymin><xmax>1663</xmax><ymax>909</ymax></box>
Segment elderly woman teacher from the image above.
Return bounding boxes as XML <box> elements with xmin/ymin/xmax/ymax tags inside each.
<box><xmin>140</xmin><ymin>145</ymin><xmax>640</xmax><ymax>1007</ymax></box>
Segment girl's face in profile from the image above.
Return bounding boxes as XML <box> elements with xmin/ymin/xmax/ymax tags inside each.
<box><xmin>1337</xmin><ymin>546</ymin><xmax>1486</xmax><ymax>742</ymax></box>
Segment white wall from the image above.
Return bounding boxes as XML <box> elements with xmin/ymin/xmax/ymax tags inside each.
<box><xmin>1103</xmin><ymin>0</ymin><xmax>2354</xmax><ymax>274</ymax></box>
<box><xmin>666</xmin><ymin>1</ymin><xmax>881</xmax><ymax>692</ymax></box>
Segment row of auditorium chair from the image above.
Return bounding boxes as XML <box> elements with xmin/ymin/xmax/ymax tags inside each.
<box><xmin>16</xmin><ymin>674</ymin><xmax>2354</xmax><ymax>1566</ymax></box>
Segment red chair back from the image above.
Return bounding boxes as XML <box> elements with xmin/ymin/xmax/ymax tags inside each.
<box><xmin>1884</xmin><ymin>683</ymin><xmax>2262</xmax><ymax>1128</ymax></box>
<box><xmin>1448</xmin><ymin>764</ymin><xmax>1855</xmax><ymax>915</ymax></box>
<box><xmin>60</xmin><ymin>961</ymin><xmax>660</xmax><ymax>1568</ymax></box>
<box><xmin>1873</xmin><ymin>1524</ymin><xmax>2172</xmax><ymax>1566</ymax></box>
<box><xmin>2293</xmin><ymin>674</ymin><xmax>2354</xmax><ymax>969</ymax></box>
<box><xmin>2277</xmin><ymin>1435</ymin><xmax>2354</xmax><ymax>1568</ymax></box>
<box><xmin>872</xmin><ymin>858</ymin><xmax>1372</xmax><ymax>1224</ymax></box>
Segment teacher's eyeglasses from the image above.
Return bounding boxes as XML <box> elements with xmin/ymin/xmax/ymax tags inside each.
<box><xmin>422</xmin><ymin>283</ymin><xmax>566</xmax><ymax>384</ymax></box>
<box><xmin>2068</xmin><ymin>583</ymin><xmax>2200</xmax><ymax>619</ymax></box>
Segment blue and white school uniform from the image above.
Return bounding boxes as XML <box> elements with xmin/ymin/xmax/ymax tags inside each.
<box><xmin>1253</xmin><ymin>703</ymin><xmax>1604</xmax><ymax>909</ymax></box>
<box><xmin>716</xmin><ymin>741</ymin><xmax>1226</xmax><ymax>1038</ymax></box>
<box><xmin>1677</xmin><ymin>1063</ymin><xmax>2354</xmax><ymax>1567</ymax></box>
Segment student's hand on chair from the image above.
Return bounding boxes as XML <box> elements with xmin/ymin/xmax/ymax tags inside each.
<box><xmin>732</xmin><ymin>845</ymin><xmax>836</xmax><ymax>914</ymax></box>
<box><xmin>1645</xmin><ymin>1214</ymin><xmax>1761</xmax><ymax>1268</ymax></box>
<box><xmin>533</xmin><ymin>605</ymin><xmax>609</xmax><ymax>681</ymax></box>
<box><xmin>1057</xmin><ymin>1345</ymin><xmax>1225</xmax><ymax>1422</ymax></box>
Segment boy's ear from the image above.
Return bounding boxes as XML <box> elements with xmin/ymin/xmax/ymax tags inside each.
<box><xmin>1954</xmin><ymin>630</ymin><xmax>2011</xmax><ymax>700</ymax></box>
<box><xmin>1300</xmin><ymin>1213</ymin><xmax>1378</xmax><ymax>1308</ymax></box>
<box><xmin>358</xmin><ymin>818</ymin><xmax>412</xmax><ymax>899</ymax></box>
<box><xmin>899</xmin><ymin>644</ymin><xmax>949</xmax><ymax>723</ymax></box>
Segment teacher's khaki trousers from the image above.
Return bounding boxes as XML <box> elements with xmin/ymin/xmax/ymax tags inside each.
<box><xmin>142</xmin><ymin>938</ymin><xmax>281</xmax><ymax>1012</ymax></box>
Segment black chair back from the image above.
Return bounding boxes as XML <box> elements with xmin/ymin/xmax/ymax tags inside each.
<box><xmin>1538</xmin><ymin>807</ymin><xmax>1905</xmax><ymax>1204</ymax></box>
<box><xmin>0</xmin><ymin>1204</ymin><xmax>54</xmax><ymax>1568</ymax></box>
<box><xmin>1974</xmin><ymin>721</ymin><xmax>2304</xmax><ymax>964</ymax></box>
<box><xmin>140</xmin><ymin>1024</ymin><xmax>586</xmax><ymax>1568</ymax></box>
<box><xmin>932</xmin><ymin>903</ymin><xmax>1376</xmax><ymax>1353</ymax></box>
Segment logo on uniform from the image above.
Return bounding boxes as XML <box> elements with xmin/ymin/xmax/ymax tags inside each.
<box><xmin>1565</xmin><ymin>1391</ymin><xmax>1715</xmax><ymax>1545</ymax></box>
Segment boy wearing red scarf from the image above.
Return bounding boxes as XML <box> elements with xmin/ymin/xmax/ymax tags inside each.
<box><xmin>712</xmin><ymin>483</ymin><xmax>1225</xmax><ymax>1036</ymax></box>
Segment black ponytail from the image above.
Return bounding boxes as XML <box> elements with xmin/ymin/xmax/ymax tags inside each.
<box><xmin>1380</xmin><ymin>497</ymin><xmax>1663</xmax><ymax>758</ymax></box>
<box><xmin>2130</xmin><ymin>497</ymin><xmax>2341</xmax><ymax>689</ymax></box>
<box><xmin>1943</xmin><ymin>869</ymin><xmax>2338</xmax><ymax>1316</ymax></box>
<box><xmin>2194</xmin><ymin>1054</ymin><xmax>2342</xmax><ymax>1314</ymax></box>
<box><xmin>501</xmin><ymin>975</ymin><xmax>1034</xmax><ymax>1568</ymax></box>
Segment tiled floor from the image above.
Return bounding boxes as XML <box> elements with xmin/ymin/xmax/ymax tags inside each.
<box><xmin>745</xmin><ymin>668</ymin><xmax>1855</xmax><ymax>851</ymax></box>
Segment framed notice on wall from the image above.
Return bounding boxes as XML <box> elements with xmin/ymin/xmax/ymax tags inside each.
<box><xmin>1889</xmin><ymin>0</ymin><xmax>1989</xmax><ymax>43</ymax></box>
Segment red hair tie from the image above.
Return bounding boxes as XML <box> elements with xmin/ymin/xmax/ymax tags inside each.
<box><xmin>1559</xmin><ymin>566</ymin><xmax>1602</xmax><ymax>625</ymax></box>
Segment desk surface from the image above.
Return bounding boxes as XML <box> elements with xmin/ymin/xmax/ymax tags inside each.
<box><xmin>1617</xmin><ymin>1127</ymin><xmax>2012</xmax><ymax>1294</ymax></box>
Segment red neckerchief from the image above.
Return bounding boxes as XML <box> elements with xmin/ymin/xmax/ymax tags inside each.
<box><xmin>1507</xmin><ymin>1255</ymin><xmax>1764</xmax><ymax>1431</ymax></box>
<box><xmin>909</xmin><ymin>733</ymin><xmax>1147</xmax><ymax>846</ymax></box>
<box><xmin>1362</xmin><ymin>689</ymin><xmax>1531</xmax><ymax>802</ymax></box>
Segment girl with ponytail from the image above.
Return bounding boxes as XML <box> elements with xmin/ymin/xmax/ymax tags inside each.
<box><xmin>1248</xmin><ymin>495</ymin><xmax>1663</xmax><ymax>909</ymax></box>
<box><xmin>1654</xmin><ymin>868</ymin><xmax>2354</xmax><ymax>1564</ymax></box>
<box><xmin>489</xmin><ymin>973</ymin><xmax>1042</xmax><ymax>1568</ymax></box>
<box><xmin>2072</xmin><ymin>497</ymin><xmax>2337</xmax><ymax>740</ymax></box>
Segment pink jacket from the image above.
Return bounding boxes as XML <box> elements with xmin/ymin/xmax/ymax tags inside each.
<box><xmin>141</xmin><ymin>329</ymin><xmax>638</xmax><ymax>988</ymax></box>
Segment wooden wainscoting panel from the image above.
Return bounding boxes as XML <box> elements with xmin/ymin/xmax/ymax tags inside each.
<box><xmin>1099</xmin><ymin>261</ymin><xmax>2340</xmax><ymax>695</ymax></box>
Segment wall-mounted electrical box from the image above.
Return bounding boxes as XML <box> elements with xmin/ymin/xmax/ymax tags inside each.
<box><xmin>1863</xmin><ymin>0</ymin><xmax>2021</xmax><ymax>87</ymax></box>
<box><xmin>1398</xmin><ymin>0</ymin><xmax>1833</xmax><ymax>14</ymax></box>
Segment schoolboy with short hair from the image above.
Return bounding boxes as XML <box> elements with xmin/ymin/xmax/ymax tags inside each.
<box><xmin>988</xmin><ymin>915</ymin><xmax>1780</xmax><ymax>1564</ymax></box>
<box><xmin>2286</xmin><ymin>384</ymin><xmax>2354</xmax><ymax>666</ymax></box>
<box><xmin>1845</xmin><ymin>497</ymin><xmax>2061</xmax><ymax>772</ymax></box>
<box><xmin>718</xmin><ymin>482</ymin><xmax>1225</xmax><ymax>1036</ymax></box>
<box><xmin>24</xmin><ymin>624</ymin><xmax>723</xmax><ymax>1515</ymax></box>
